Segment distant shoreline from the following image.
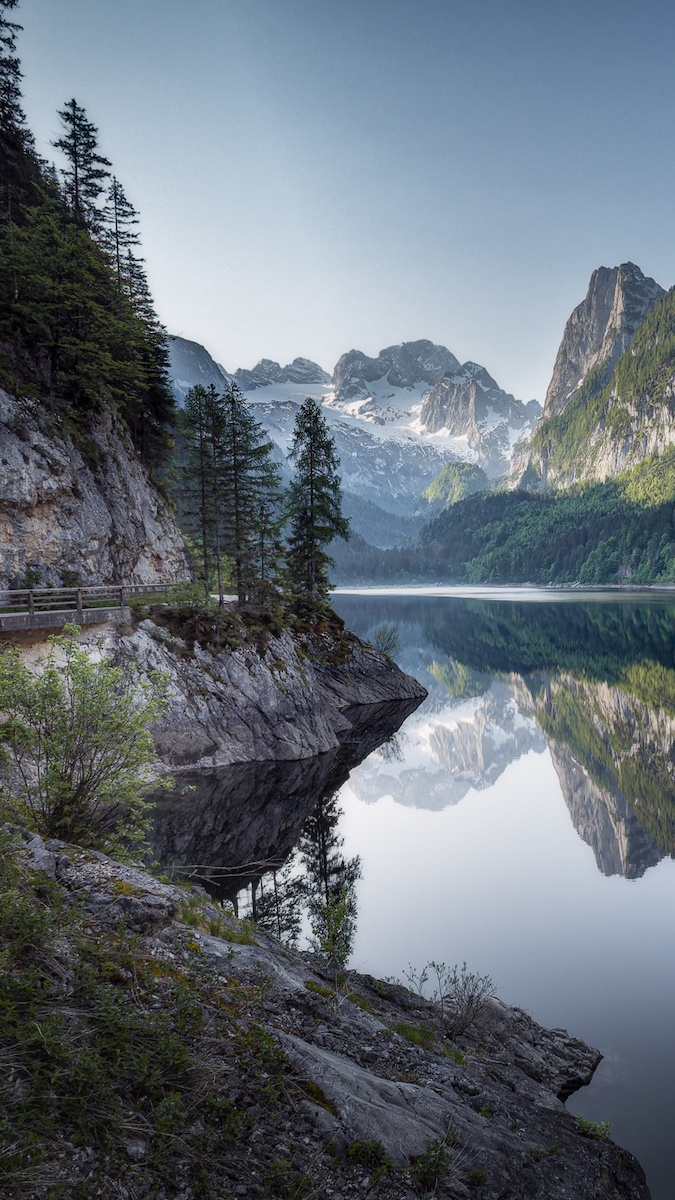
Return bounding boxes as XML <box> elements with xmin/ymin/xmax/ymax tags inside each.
<box><xmin>332</xmin><ymin>583</ymin><xmax>675</xmax><ymax>601</ymax></box>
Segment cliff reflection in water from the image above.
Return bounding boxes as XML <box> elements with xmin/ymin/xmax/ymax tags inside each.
<box><xmin>332</xmin><ymin>593</ymin><xmax>675</xmax><ymax>880</ymax></box>
<box><xmin>149</xmin><ymin>698</ymin><xmax>421</xmax><ymax>904</ymax></box>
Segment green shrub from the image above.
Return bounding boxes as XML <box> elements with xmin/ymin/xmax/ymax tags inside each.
<box><xmin>0</xmin><ymin>627</ymin><xmax>167</xmax><ymax>854</ymax></box>
<box><xmin>411</xmin><ymin>1135</ymin><xmax>454</xmax><ymax>1190</ymax></box>
<box><xmin>575</xmin><ymin>1114</ymin><xmax>611</xmax><ymax>1141</ymax></box>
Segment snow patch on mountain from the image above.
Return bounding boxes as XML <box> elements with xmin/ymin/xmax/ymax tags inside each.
<box><xmin>168</xmin><ymin>335</ymin><xmax>542</xmax><ymax>537</ymax></box>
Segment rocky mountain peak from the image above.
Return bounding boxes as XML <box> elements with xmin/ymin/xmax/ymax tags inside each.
<box><xmin>542</xmin><ymin>261</ymin><xmax>664</xmax><ymax>419</ymax></box>
<box><xmin>420</xmin><ymin>363</ymin><xmax>541</xmax><ymax>477</ymax></box>
<box><xmin>168</xmin><ymin>336</ymin><xmax>231</xmax><ymax>405</ymax></box>
<box><xmin>332</xmin><ymin>339</ymin><xmax>461</xmax><ymax>402</ymax></box>
<box><xmin>235</xmin><ymin>357</ymin><xmax>329</xmax><ymax>391</ymax></box>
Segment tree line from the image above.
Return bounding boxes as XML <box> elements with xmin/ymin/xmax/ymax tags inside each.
<box><xmin>0</xmin><ymin>1</ymin><xmax>173</xmax><ymax>468</ymax></box>
<box><xmin>329</xmin><ymin>472</ymin><xmax>675</xmax><ymax>588</ymax></box>
<box><xmin>181</xmin><ymin>386</ymin><xmax>349</xmax><ymax>611</ymax></box>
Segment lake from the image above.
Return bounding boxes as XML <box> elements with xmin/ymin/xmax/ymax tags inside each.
<box><xmin>152</xmin><ymin>588</ymin><xmax>675</xmax><ymax>1199</ymax></box>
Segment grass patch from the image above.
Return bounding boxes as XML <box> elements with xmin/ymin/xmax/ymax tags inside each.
<box><xmin>390</xmin><ymin>1020</ymin><xmax>436</xmax><ymax>1049</ymax></box>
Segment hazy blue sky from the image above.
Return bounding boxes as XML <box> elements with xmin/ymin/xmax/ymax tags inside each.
<box><xmin>15</xmin><ymin>0</ymin><xmax>675</xmax><ymax>399</ymax></box>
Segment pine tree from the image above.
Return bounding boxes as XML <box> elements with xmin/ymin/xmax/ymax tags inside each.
<box><xmin>219</xmin><ymin>383</ymin><xmax>284</xmax><ymax>609</ymax></box>
<box><xmin>285</xmin><ymin>397</ymin><xmax>349</xmax><ymax>605</ymax></box>
<box><xmin>0</xmin><ymin>1</ymin><xmax>29</xmax><ymax>150</ymax></box>
<box><xmin>181</xmin><ymin>383</ymin><xmax>284</xmax><ymax>609</ymax></box>
<box><xmin>52</xmin><ymin>98</ymin><xmax>111</xmax><ymax>231</ymax></box>
<box><xmin>0</xmin><ymin>0</ymin><xmax>39</xmax><ymax>212</ymax></box>
<box><xmin>118</xmin><ymin>250</ymin><xmax>174</xmax><ymax>467</ymax></box>
<box><xmin>101</xmin><ymin>177</ymin><xmax>140</xmax><ymax>283</ymax></box>
<box><xmin>182</xmin><ymin>384</ymin><xmax>222</xmax><ymax>599</ymax></box>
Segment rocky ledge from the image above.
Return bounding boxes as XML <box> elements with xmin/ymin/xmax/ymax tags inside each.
<box><xmin>6</xmin><ymin>826</ymin><xmax>651</xmax><ymax>1200</ymax></box>
<box><xmin>114</xmin><ymin>611</ymin><xmax>426</xmax><ymax>771</ymax></box>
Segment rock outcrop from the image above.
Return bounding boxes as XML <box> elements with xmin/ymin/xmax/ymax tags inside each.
<box><xmin>167</xmin><ymin>335</ymin><xmax>231</xmax><ymax>405</ymax></box>
<box><xmin>332</xmin><ymin>340</ymin><xmax>461</xmax><ymax>402</ymax></box>
<box><xmin>114</xmin><ymin>616</ymin><xmax>427</xmax><ymax>771</ymax></box>
<box><xmin>235</xmin><ymin>356</ymin><xmax>330</xmax><ymax>391</ymax></box>
<box><xmin>0</xmin><ymin>390</ymin><xmax>191</xmax><ymax>589</ymax></box>
<box><xmin>8</xmin><ymin>825</ymin><xmax>651</xmax><ymax>1200</ymax></box>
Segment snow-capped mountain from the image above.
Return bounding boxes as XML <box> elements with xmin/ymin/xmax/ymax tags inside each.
<box><xmin>168</xmin><ymin>335</ymin><xmax>541</xmax><ymax>545</ymax></box>
<box><xmin>421</xmin><ymin>363</ymin><xmax>541</xmax><ymax>477</ymax></box>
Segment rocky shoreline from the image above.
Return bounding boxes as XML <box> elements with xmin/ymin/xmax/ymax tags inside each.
<box><xmin>6</xmin><ymin>826</ymin><xmax>651</xmax><ymax>1200</ymax></box>
<box><xmin>115</xmin><ymin>612</ymin><xmax>427</xmax><ymax>772</ymax></box>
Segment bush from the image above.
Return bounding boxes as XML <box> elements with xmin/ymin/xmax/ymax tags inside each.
<box><xmin>575</xmin><ymin>1115</ymin><xmax>611</xmax><ymax>1141</ymax></box>
<box><xmin>0</xmin><ymin>626</ymin><xmax>167</xmax><ymax>853</ymax></box>
<box><xmin>401</xmin><ymin>960</ymin><xmax>496</xmax><ymax>1038</ymax></box>
<box><xmin>369</xmin><ymin>622</ymin><xmax>401</xmax><ymax>659</ymax></box>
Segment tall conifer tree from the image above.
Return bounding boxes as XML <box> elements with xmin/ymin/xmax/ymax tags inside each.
<box><xmin>219</xmin><ymin>382</ymin><xmax>284</xmax><ymax>609</ymax></box>
<box><xmin>285</xmin><ymin>397</ymin><xmax>349</xmax><ymax>605</ymax></box>
<box><xmin>52</xmin><ymin>99</ymin><xmax>110</xmax><ymax>231</ymax></box>
<box><xmin>101</xmin><ymin>177</ymin><xmax>140</xmax><ymax>283</ymax></box>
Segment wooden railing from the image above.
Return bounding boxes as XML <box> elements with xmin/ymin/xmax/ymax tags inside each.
<box><xmin>0</xmin><ymin>582</ymin><xmax>179</xmax><ymax>625</ymax></box>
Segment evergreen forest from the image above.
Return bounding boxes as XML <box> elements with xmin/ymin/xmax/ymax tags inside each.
<box><xmin>0</xmin><ymin>3</ymin><xmax>174</xmax><ymax>469</ymax></box>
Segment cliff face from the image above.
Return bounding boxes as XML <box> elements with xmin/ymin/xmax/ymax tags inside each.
<box><xmin>114</xmin><ymin>616</ymin><xmax>427</xmax><ymax>771</ymax></box>
<box><xmin>542</xmin><ymin>263</ymin><xmax>664</xmax><ymax>421</ymax></box>
<box><xmin>420</xmin><ymin>363</ymin><xmax>540</xmax><ymax>477</ymax></box>
<box><xmin>0</xmin><ymin>390</ymin><xmax>190</xmax><ymax>589</ymax></box>
<box><xmin>508</xmin><ymin>263</ymin><xmax>665</xmax><ymax>488</ymax></box>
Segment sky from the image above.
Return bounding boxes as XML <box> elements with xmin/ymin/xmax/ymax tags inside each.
<box><xmin>14</xmin><ymin>0</ymin><xmax>675</xmax><ymax>400</ymax></box>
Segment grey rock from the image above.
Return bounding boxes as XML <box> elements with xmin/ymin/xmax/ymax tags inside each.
<box><xmin>542</xmin><ymin>263</ymin><xmax>664</xmax><ymax>421</ymax></box>
<box><xmin>0</xmin><ymin>391</ymin><xmax>190</xmax><ymax>589</ymax></box>
<box><xmin>13</xmin><ymin>828</ymin><xmax>650</xmax><ymax>1200</ymax></box>
<box><xmin>117</xmin><ymin>620</ymin><xmax>426</xmax><ymax>772</ymax></box>
<box><xmin>167</xmin><ymin>336</ymin><xmax>231</xmax><ymax>405</ymax></box>
<box><xmin>421</xmin><ymin>363</ymin><xmax>541</xmax><ymax>478</ymax></box>
<box><xmin>332</xmin><ymin>340</ymin><xmax>461</xmax><ymax>402</ymax></box>
<box><xmin>14</xmin><ymin>835</ymin><xmax>180</xmax><ymax>932</ymax></box>
<box><xmin>234</xmin><ymin>356</ymin><xmax>330</xmax><ymax>390</ymax></box>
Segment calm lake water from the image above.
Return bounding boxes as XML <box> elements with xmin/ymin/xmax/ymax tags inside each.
<box><xmin>153</xmin><ymin>588</ymin><xmax>675</xmax><ymax>1199</ymax></box>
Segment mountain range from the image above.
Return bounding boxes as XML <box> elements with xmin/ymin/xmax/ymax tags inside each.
<box><xmin>170</xmin><ymin>256</ymin><xmax>675</xmax><ymax>581</ymax></box>
<box><xmin>168</xmin><ymin>336</ymin><xmax>540</xmax><ymax>546</ymax></box>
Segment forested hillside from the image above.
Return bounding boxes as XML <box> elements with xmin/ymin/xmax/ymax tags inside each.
<box><xmin>0</xmin><ymin>1</ymin><xmax>174</xmax><ymax>469</ymax></box>
<box><xmin>332</xmin><ymin>462</ymin><xmax>675</xmax><ymax>585</ymax></box>
<box><xmin>525</xmin><ymin>286</ymin><xmax>675</xmax><ymax>489</ymax></box>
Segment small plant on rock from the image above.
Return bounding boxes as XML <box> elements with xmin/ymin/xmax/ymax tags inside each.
<box><xmin>575</xmin><ymin>1114</ymin><xmax>611</xmax><ymax>1141</ymax></box>
<box><xmin>370</xmin><ymin>622</ymin><xmax>402</xmax><ymax>660</ymax></box>
<box><xmin>402</xmin><ymin>960</ymin><xmax>496</xmax><ymax>1038</ymax></box>
<box><xmin>411</xmin><ymin>1130</ymin><xmax>457</xmax><ymax>1193</ymax></box>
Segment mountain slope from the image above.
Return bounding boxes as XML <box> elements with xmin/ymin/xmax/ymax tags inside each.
<box><xmin>509</xmin><ymin>262</ymin><xmax>664</xmax><ymax>487</ymax></box>
<box><xmin>522</xmin><ymin>287</ymin><xmax>675</xmax><ymax>489</ymax></box>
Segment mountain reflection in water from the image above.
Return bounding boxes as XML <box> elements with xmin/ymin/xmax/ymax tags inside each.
<box><xmin>332</xmin><ymin>593</ymin><xmax>675</xmax><ymax>879</ymax></box>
